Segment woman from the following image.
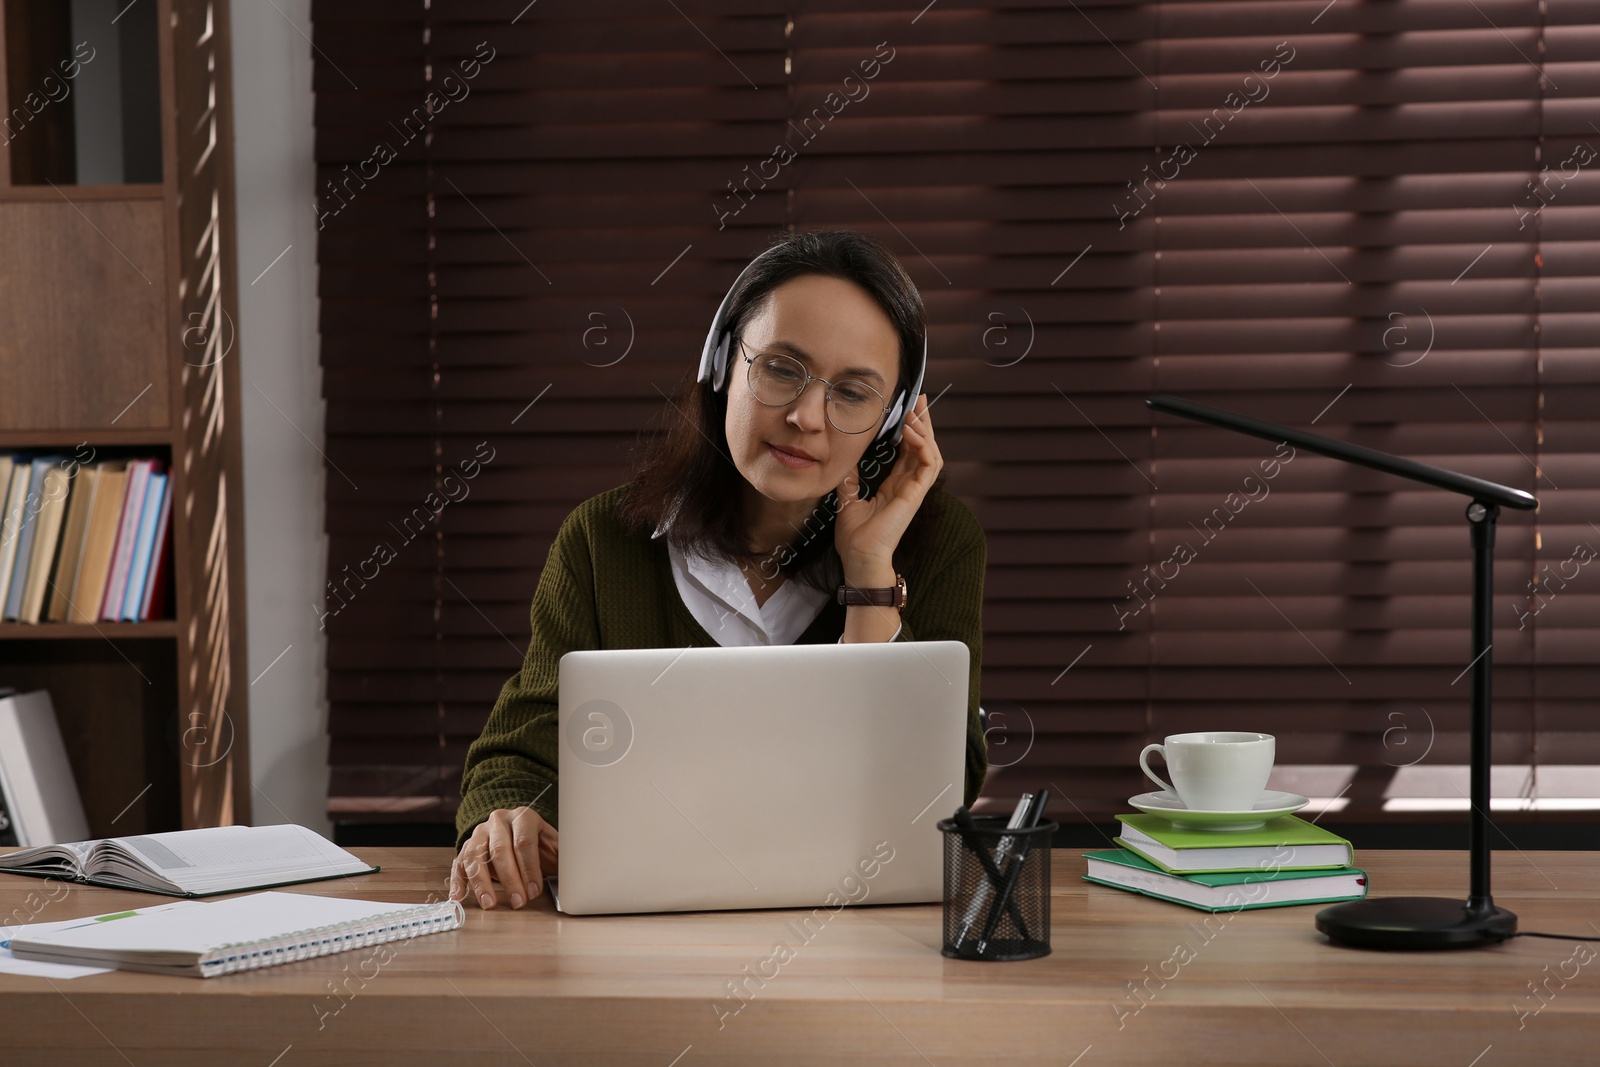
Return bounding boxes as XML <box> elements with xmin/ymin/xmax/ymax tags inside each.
<box><xmin>449</xmin><ymin>230</ymin><xmax>988</xmax><ymax>910</ymax></box>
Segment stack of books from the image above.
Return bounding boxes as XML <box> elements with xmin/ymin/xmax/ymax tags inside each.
<box><xmin>1082</xmin><ymin>813</ymin><xmax>1368</xmax><ymax>912</ymax></box>
<box><xmin>0</xmin><ymin>454</ymin><xmax>172</xmax><ymax>624</ymax></box>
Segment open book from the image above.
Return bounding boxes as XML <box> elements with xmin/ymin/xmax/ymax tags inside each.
<box><xmin>0</xmin><ymin>823</ymin><xmax>379</xmax><ymax>897</ymax></box>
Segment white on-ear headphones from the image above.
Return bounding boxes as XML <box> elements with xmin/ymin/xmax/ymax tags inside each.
<box><xmin>694</xmin><ymin>245</ymin><xmax>928</xmax><ymax>447</ymax></box>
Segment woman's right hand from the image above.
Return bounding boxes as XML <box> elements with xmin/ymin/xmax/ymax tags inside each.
<box><xmin>449</xmin><ymin>806</ymin><xmax>559</xmax><ymax>910</ymax></box>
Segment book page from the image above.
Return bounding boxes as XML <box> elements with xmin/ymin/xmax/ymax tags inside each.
<box><xmin>114</xmin><ymin>825</ymin><xmax>369</xmax><ymax>882</ymax></box>
<box><xmin>0</xmin><ymin>837</ymin><xmax>99</xmax><ymax>871</ymax></box>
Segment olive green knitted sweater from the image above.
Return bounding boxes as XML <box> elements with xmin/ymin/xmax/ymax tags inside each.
<box><xmin>455</xmin><ymin>483</ymin><xmax>988</xmax><ymax>850</ymax></box>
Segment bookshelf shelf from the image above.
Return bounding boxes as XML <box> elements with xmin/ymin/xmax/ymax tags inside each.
<box><xmin>0</xmin><ymin>621</ymin><xmax>179</xmax><ymax>640</ymax></box>
<box><xmin>0</xmin><ymin>0</ymin><xmax>249</xmax><ymax>838</ymax></box>
<box><xmin>0</xmin><ymin>184</ymin><xmax>165</xmax><ymax>202</ymax></box>
<box><xmin>0</xmin><ymin>431</ymin><xmax>173</xmax><ymax>450</ymax></box>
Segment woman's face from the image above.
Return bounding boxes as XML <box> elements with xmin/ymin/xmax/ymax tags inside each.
<box><xmin>725</xmin><ymin>273</ymin><xmax>903</xmax><ymax>514</ymax></box>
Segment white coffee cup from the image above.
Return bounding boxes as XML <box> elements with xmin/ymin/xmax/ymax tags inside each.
<box><xmin>1138</xmin><ymin>731</ymin><xmax>1275</xmax><ymax>812</ymax></box>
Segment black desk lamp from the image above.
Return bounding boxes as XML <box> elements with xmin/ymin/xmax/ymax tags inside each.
<box><xmin>1146</xmin><ymin>394</ymin><xmax>1538</xmax><ymax>950</ymax></box>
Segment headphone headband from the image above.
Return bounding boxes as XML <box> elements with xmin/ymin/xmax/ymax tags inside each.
<box><xmin>695</xmin><ymin>246</ymin><xmax>927</xmax><ymax>446</ymax></box>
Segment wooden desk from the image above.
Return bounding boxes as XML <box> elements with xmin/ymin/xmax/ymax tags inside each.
<box><xmin>3</xmin><ymin>846</ymin><xmax>1598</xmax><ymax>1065</ymax></box>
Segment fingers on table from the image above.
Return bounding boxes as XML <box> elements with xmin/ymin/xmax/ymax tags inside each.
<box><xmin>487</xmin><ymin>811</ymin><xmax>544</xmax><ymax>908</ymax></box>
<box><xmin>452</xmin><ymin>812</ymin><xmax>545</xmax><ymax>910</ymax></box>
<box><xmin>454</xmin><ymin>842</ymin><xmax>499</xmax><ymax>909</ymax></box>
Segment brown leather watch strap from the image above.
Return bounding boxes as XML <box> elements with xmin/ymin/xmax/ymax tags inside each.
<box><xmin>836</xmin><ymin>572</ymin><xmax>907</xmax><ymax>608</ymax></box>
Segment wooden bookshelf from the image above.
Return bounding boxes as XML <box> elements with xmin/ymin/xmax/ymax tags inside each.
<box><xmin>0</xmin><ymin>0</ymin><xmax>249</xmax><ymax>836</ymax></box>
<box><xmin>0</xmin><ymin>621</ymin><xmax>180</xmax><ymax>640</ymax></box>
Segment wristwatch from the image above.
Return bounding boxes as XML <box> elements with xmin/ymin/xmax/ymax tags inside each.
<box><xmin>837</xmin><ymin>572</ymin><xmax>907</xmax><ymax>608</ymax></box>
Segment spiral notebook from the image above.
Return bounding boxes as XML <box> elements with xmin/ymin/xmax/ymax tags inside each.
<box><xmin>5</xmin><ymin>891</ymin><xmax>465</xmax><ymax>978</ymax></box>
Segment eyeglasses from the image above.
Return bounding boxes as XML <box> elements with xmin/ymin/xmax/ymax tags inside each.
<box><xmin>739</xmin><ymin>338</ymin><xmax>891</xmax><ymax>435</ymax></box>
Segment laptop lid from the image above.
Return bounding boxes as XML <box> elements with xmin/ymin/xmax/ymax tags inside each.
<box><xmin>550</xmin><ymin>639</ymin><xmax>970</xmax><ymax>915</ymax></box>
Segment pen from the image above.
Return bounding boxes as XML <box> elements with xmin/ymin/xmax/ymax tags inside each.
<box><xmin>951</xmin><ymin>806</ymin><xmax>1031</xmax><ymax>942</ymax></box>
<box><xmin>976</xmin><ymin>788</ymin><xmax>1049</xmax><ymax>955</ymax></box>
<box><xmin>954</xmin><ymin>793</ymin><xmax>1032</xmax><ymax>950</ymax></box>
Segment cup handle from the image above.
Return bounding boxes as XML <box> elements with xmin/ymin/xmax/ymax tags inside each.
<box><xmin>1138</xmin><ymin>744</ymin><xmax>1174</xmax><ymax>794</ymax></box>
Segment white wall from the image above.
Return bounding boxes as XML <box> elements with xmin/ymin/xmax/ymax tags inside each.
<box><xmin>227</xmin><ymin>0</ymin><xmax>329</xmax><ymax>835</ymax></box>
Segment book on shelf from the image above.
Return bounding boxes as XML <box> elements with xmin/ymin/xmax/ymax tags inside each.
<box><xmin>1113</xmin><ymin>813</ymin><xmax>1354</xmax><ymax>874</ymax></box>
<box><xmin>119</xmin><ymin>471</ymin><xmax>168</xmax><ymax>621</ymax></box>
<box><xmin>3</xmin><ymin>457</ymin><xmax>57</xmax><ymax>620</ymax></box>
<box><xmin>0</xmin><ymin>690</ymin><xmax>89</xmax><ymax>846</ymax></box>
<box><xmin>5</xmin><ymin>891</ymin><xmax>464</xmax><ymax>978</ymax></box>
<box><xmin>1082</xmin><ymin>848</ymin><xmax>1369</xmax><ymax>912</ymax></box>
<box><xmin>101</xmin><ymin>458</ymin><xmax>162</xmax><ymax>621</ymax></box>
<box><xmin>138</xmin><ymin>477</ymin><xmax>173</xmax><ymax>620</ymax></box>
<box><xmin>0</xmin><ymin>823</ymin><xmax>381</xmax><ymax>897</ymax></box>
<box><xmin>0</xmin><ymin>455</ymin><xmax>173</xmax><ymax>625</ymax></box>
<box><xmin>45</xmin><ymin>464</ymin><xmax>101</xmax><ymax>622</ymax></box>
<box><xmin>69</xmin><ymin>460</ymin><xmax>129</xmax><ymax>622</ymax></box>
<box><xmin>0</xmin><ymin>457</ymin><xmax>23</xmax><ymax>609</ymax></box>
<box><xmin>0</xmin><ymin>772</ymin><xmax>19</xmax><ymax>848</ymax></box>
<box><xmin>19</xmin><ymin>465</ymin><xmax>72</xmax><ymax>624</ymax></box>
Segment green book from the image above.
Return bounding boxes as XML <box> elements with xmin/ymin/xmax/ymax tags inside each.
<box><xmin>1083</xmin><ymin>848</ymin><xmax>1369</xmax><ymax>913</ymax></box>
<box><xmin>1114</xmin><ymin>813</ymin><xmax>1354</xmax><ymax>874</ymax></box>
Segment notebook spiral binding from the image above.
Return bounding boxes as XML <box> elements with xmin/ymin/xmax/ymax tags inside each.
<box><xmin>197</xmin><ymin>898</ymin><xmax>466</xmax><ymax>977</ymax></box>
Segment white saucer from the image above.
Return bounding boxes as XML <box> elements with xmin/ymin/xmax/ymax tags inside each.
<box><xmin>1129</xmin><ymin>789</ymin><xmax>1310</xmax><ymax>831</ymax></box>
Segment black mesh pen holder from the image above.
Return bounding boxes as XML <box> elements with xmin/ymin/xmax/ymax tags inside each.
<box><xmin>938</xmin><ymin>816</ymin><xmax>1054</xmax><ymax>961</ymax></box>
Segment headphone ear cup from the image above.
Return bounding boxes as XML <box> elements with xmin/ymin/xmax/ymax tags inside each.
<box><xmin>878</xmin><ymin>332</ymin><xmax>926</xmax><ymax>444</ymax></box>
<box><xmin>880</xmin><ymin>391</ymin><xmax>907</xmax><ymax>443</ymax></box>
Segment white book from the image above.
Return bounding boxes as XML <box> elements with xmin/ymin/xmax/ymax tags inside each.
<box><xmin>0</xmin><ymin>760</ymin><xmax>18</xmax><ymax>848</ymax></box>
<box><xmin>0</xmin><ymin>690</ymin><xmax>89</xmax><ymax>846</ymax></box>
<box><xmin>7</xmin><ymin>891</ymin><xmax>464</xmax><ymax>978</ymax></box>
<box><xmin>0</xmin><ymin>822</ymin><xmax>380</xmax><ymax>897</ymax></box>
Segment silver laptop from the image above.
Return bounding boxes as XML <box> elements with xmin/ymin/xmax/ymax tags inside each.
<box><xmin>548</xmin><ymin>639</ymin><xmax>970</xmax><ymax>915</ymax></box>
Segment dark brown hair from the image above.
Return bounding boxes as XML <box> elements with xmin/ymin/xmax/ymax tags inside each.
<box><xmin>616</xmin><ymin>229</ymin><xmax>948</xmax><ymax>594</ymax></box>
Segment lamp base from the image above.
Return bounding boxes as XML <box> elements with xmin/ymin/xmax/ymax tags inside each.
<box><xmin>1316</xmin><ymin>897</ymin><xmax>1517</xmax><ymax>950</ymax></box>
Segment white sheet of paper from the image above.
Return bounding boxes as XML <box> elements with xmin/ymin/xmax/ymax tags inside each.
<box><xmin>0</xmin><ymin>953</ymin><xmax>110</xmax><ymax>979</ymax></box>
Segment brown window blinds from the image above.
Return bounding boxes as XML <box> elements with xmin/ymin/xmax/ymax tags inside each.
<box><xmin>312</xmin><ymin>2</ymin><xmax>1600</xmax><ymax>828</ymax></box>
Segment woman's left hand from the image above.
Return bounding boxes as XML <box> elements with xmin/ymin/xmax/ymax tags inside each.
<box><xmin>834</xmin><ymin>393</ymin><xmax>942</xmax><ymax>572</ymax></box>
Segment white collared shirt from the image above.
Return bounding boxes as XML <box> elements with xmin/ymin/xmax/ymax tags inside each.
<box><xmin>651</xmin><ymin>515</ymin><xmax>900</xmax><ymax>646</ymax></box>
